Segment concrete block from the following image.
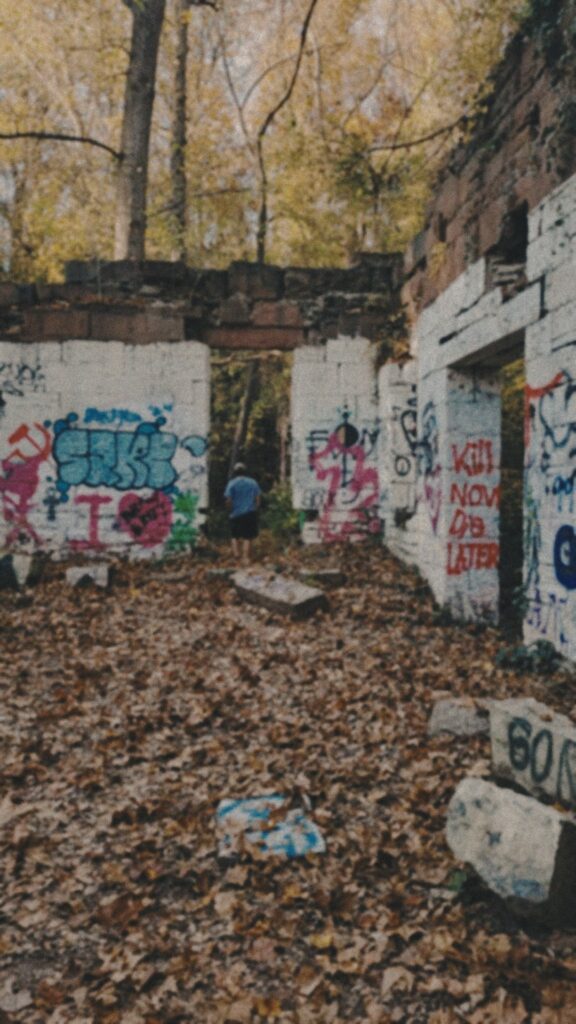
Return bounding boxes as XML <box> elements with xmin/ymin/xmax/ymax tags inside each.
<box><xmin>447</xmin><ymin>777</ymin><xmax>576</xmax><ymax>924</ymax></box>
<box><xmin>429</xmin><ymin>697</ymin><xmax>490</xmax><ymax>737</ymax></box>
<box><xmin>66</xmin><ymin>563</ymin><xmax>110</xmax><ymax>588</ymax></box>
<box><xmin>232</xmin><ymin>571</ymin><xmax>328</xmax><ymax>617</ymax></box>
<box><xmin>490</xmin><ymin>697</ymin><xmax>576</xmax><ymax>809</ymax></box>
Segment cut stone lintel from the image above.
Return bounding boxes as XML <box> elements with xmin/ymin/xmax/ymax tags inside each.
<box><xmin>232</xmin><ymin>571</ymin><xmax>329</xmax><ymax>618</ymax></box>
<box><xmin>490</xmin><ymin>697</ymin><xmax>576</xmax><ymax>810</ymax></box>
<box><xmin>447</xmin><ymin>777</ymin><xmax>576</xmax><ymax>925</ymax></box>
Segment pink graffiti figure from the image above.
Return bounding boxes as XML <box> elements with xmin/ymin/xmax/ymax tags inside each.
<box><xmin>0</xmin><ymin>423</ymin><xmax>52</xmax><ymax>545</ymax></box>
<box><xmin>310</xmin><ymin>424</ymin><xmax>380</xmax><ymax>543</ymax></box>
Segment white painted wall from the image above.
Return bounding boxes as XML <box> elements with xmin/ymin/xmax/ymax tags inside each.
<box><xmin>0</xmin><ymin>340</ymin><xmax>210</xmax><ymax>557</ymax></box>
<box><xmin>291</xmin><ymin>338</ymin><xmax>381</xmax><ymax>543</ymax></box>
<box><xmin>378</xmin><ymin>360</ymin><xmax>418</xmax><ymax>562</ymax></box>
<box><xmin>410</xmin><ymin>169</ymin><xmax>576</xmax><ymax>659</ymax></box>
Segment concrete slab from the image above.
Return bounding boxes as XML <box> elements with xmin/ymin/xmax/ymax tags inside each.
<box><xmin>491</xmin><ymin>697</ymin><xmax>576</xmax><ymax>810</ymax></box>
<box><xmin>429</xmin><ymin>697</ymin><xmax>491</xmax><ymax>738</ymax></box>
<box><xmin>447</xmin><ymin>777</ymin><xmax>576</xmax><ymax>924</ymax></box>
<box><xmin>297</xmin><ymin>568</ymin><xmax>346</xmax><ymax>587</ymax></box>
<box><xmin>231</xmin><ymin>571</ymin><xmax>329</xmax><ymax>617</ymax></box>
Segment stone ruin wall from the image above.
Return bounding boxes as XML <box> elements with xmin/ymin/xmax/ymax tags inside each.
<box><xmin>1</xmin><ymin>13</ymin><xmax>576</xmax><ymax>662</ymax></box>
<box><xmin>395</xmin><ymin>20</ymin><xmax>576</xmax><ymax>661</ymax></box>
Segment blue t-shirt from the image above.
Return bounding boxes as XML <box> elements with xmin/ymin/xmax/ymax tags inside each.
<box><xmin>224</xmin><ymin>475</ymin><xmax>261</xmax><ymax>518</ymax></box>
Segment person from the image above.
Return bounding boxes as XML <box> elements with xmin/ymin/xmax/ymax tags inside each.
<box><xmin>224</xmin><ymin>462</ymin><xmax>261</xmax><ymax>564</ymax></box>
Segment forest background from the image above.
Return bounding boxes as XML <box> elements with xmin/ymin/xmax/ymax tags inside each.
<box><xmin>0</xmin><ymin>0</ymin><xmax>533</xmax><ymax>537</ymax></box>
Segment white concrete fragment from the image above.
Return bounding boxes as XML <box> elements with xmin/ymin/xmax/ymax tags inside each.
<box><xmin>66</xmin><ymin>563</ymin><xmax>110</xmax><ymax>588</ymax></box>
<box><xmin>446</xmin><ymin>777</ymin><xmax>576</xmax><ymax>922</ymax></box>
<box><xmin>429</xmin><ymin>698</ymin><xmax>490</xmax><ymax>738</ymax></box>
<box><xmin>490</xmin><ymin>698</ymin><xmax>576</xmax><ymax>809</ymax></box>
<box><xmin>216</xmin><ymin>795</ymin><xmax>326</xmax><ymax>858</ymax></box>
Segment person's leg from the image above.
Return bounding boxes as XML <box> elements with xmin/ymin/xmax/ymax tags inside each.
<box><xmin>231</xmin><ymin>537</ymin><xmax>240</xmax><ymax>559</ymax></box>
<box><xmin>241</xmin><ymin>539</ymin><xmax>251</xmax><ymax>565</ymax></box>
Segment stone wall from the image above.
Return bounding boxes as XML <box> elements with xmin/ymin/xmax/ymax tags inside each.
<box><xmin>1</xmin><ymin>253</ymin><xmax>403</xmax><ymax>353</ymax></box>
<box><xmin>403</xmin><ymin>8</ymin><xmax>576</xmax><ymax>318</ymax></box>
<box><xmin>0</xmin><ymin>340</ymin><xmax>209</xmax><ymax>557</ymax></box>
<box><xmin>407</xmin><ymin>167</ymin><xmax>576</xmax><ymax>658</ymax></box>
<box><xmin>377</xmin><ymin>361</ymin><xmax>418</xmax><ymax>563</ymax></box>
<box><xmin>291</xmin><ymin>339</ymin><xmax>381</xmax><ymax>543</ymax></box>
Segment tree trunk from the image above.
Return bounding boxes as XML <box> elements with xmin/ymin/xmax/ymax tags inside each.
<box><xmin>228</xmin><ymin>360</ymin><xmax>259</xmax><ymax>477</ymax></box>
<box><xmin>170</xmin><ymin>0</ymin><xmax>189</xmax><ymax>261</ymax></box>
<box><xmin>114</xmin><ymin>0</ymin><xmax>166</xmax><ymax>260</ymax></box>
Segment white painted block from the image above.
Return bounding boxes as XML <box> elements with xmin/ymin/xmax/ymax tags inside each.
<box><xmin>490</xmin><ymin>697</ymin><xmax>576</xmax><ymax>808</ymax></box>
<box><xmin>447</xmin><ymin>777</ymin><xmax>576</xmax><ymax>923</ymax></box>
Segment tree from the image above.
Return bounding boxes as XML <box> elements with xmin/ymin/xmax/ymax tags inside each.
<box><xmin>115</xmin><ymin>0</ymin><xmax>167</xmax><ymax>261</ymax></box>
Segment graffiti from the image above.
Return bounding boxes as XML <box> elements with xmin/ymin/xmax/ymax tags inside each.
<box><xmin>84</xmin><ymin>408</ymin><xmax>143</xmax><ymax>425</ymax></box>
<box><xmin>526</xmin><ymin>589</ymin><xmax>568</xmax><ymax>649</ymax></box>
<box><xmin>506</xmin><ymin>716</ymin><xmax>576</xmax><ymax>807</ymax></box>
<box><xmin>53</xmin><ymin>415</ymin><xmax>178</xmax><ymax>500</ymax></box>
<box><xmin>0</xmin><ymin>422</ymin><xmax>52</xmax><ymax>545</ymax></box>
<box><xmin>117</xmin><ymin>491</ymin><xmax>173</xmax><ymax>548</ymax></box>
<box><xmin>447</xmin><ymin>541</ymin><xmax>499</xmax><ymax>575</ymax></box>
<box><xmin>181</xmin><ymin>435</ymin><xmax>208</xmax><ymax>458</ymax></box>
<box><xmin>447</xmin><ymin>436</ymin><xmax>499</xmax><ymax>576</ymax></box>
<box><xmin>71</xmin><ymin>494</ymin><xmax>113</xmax><ymax>551</ymax></box>
<box><xmin>167</xmin><ymin>492</ymin><xmax>199</xmax><ymax>551</ymax></box>
<box><xmin>554</xmin><ymin>525</ymin><xmax>576</xmax><ymax>590</ymax></box>
<box><xmin>0</xmin><ymin>360</ymin><xmax>45</xmax><ymax>398</ymax></box>
<box><xmin>308</xmin><ymin>410</ymin><xmax>380</xmax><ymax>542</ymax></box>
<box><xmin>452</xmin><ymin>439</ymin><xmax>494</xmax><ymax>477</ymax></box>
<box><xmin>525</xmin><ymin>370</ymin><xmax>576</xmax><ymax>512</ymax></box>
<box><xmin>418</xmin><ymin>401</ymin><xmax>441</xmax><ymax>534</ymax></box>
<box><xmin>524</xmin><ymin>484</ymin><xmax>542</xmax><ymax>592</ymax></box>
<box><xmin>392</xmin><ymin>389</ymin><xmax>418</xmax><ymax>478</ymax></box>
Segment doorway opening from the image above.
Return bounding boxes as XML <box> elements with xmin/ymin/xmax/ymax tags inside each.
<box><xmin>207</xmin><ymin>348</ymin><xmax>294</xmax><ymax>540</ymax></box>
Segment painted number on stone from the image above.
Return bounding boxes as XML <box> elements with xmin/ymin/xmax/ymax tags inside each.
<box><xmin>508</xmin><ymin>716</ymin><xmax>576</xmax><ymax>802</ymax></box>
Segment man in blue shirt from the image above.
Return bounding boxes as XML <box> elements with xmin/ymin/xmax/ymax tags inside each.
<box><xmin>224</xmin><ymin>463</ymin><xmax>262</xmax><ymax>563</ymax></box>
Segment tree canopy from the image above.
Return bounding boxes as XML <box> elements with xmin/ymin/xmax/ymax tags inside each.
<box><xmin>0</xmin><ymin>0</ymin><xmax>527</xmax><ymax>276</ymax></box>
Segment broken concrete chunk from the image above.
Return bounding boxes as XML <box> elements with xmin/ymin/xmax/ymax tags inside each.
<box><xmin>231</xmin><ymin>571</ymin><xmax>328</xmax><ymax>617</ymax></box>
<box><xmin>216</xmin><ymin>795</ymin><xmax>326</xmax><ymax>858</ymax></box>
<box><xmin>66</xmin><ymin>563</ymin><xmax>110</xmax><ymax>589</ymax></box>
<box><xmin>206</xmin><ymin>568</ymin><xmax>234</xmax><ymax>580</ymax></box>
<box><xmin>490</xmin><ymin>697</ymin><xmax>576</xmax><ymax>810</ymax></box>
<box><xmin>447</xmin><ymin>777</ymin><xmax>576</xmax><ymax>924</ymax></box>
<box><xmin>429</xmin><ymin>698</ymin><xmax>490</xmax><ymax>738</ymax></box>
<box><xmin>298</xmin><ymin>568</ymin><xmax>346</xmax><ymax>587</ymax></box>
<box><xmin>0</xmin><ymin>553</ymin><xmax>34</xmax><ymax>590</ymax></box>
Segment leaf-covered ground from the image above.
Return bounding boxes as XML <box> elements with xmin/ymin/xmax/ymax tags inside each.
<box><xmin>1</xmin><ymin>543</ymin><xmax>575</xmax><ymax>1024</ymax></box>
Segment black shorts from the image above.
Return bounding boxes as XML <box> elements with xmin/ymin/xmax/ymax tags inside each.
<box><xmin>230</xmin><ymin>511</ymin><xmax>259</xmax><ymax>540</ymax></box>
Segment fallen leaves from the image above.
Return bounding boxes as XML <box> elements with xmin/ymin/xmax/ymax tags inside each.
<box><xmin>0</xmin><ymin>545</ymin><xmax>574</xmax><ymax>1022</ymax></box>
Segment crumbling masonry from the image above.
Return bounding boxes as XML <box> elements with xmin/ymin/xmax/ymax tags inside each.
<box><xmin>0</xmin><ymin>8</ymin><xmax>575</xmax><ymax>661</ymax></box>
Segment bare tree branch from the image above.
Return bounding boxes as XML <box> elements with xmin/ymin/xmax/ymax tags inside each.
<box><xmin>369</xmin><ymin>115</ymin><xmax>466</xmax><ymax>153</ymax></box>
<box><xmin>256</xmin><ymin>0</ymin><xmax>321</xmax><ymax>262</ymax></box>
<box><xmin>0</xmin><ymin>131</ymin><xmax>122</xmax><ymax>159</ymax></box>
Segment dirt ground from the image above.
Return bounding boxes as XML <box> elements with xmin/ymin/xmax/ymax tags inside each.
<box><xmin>0</xmin><ymin>542</ymin><xmax>575</xmax><ymax>1024</ymax></box>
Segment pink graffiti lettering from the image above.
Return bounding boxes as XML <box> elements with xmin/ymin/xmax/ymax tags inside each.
<box><xmin>310</xmin><ymin>432</ymin><xmax>379</xmax><ymax>543</ymax></box>
<box><xmin>450</xmin><ymin>482</ymin><xmax>500</xmax><ymax>508</ymax></box>
<box><xmin>117</xmin><ymin>491</ymin><xmax>173</xmax><ymax>547</ymax></box>
<box><xmin>452</xmin><ymin>439</ymin><xmax>494</xmax><ymax>477</ymax></box>
<box><xmin>70</xmin><ymin>494</ymin><xmax>112</xmax><ymax>551</ymax></box>
<box><xmin>447</xmin><ymin>541</ymin><xmax>499</xmax><ymax>575</ymax></box>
